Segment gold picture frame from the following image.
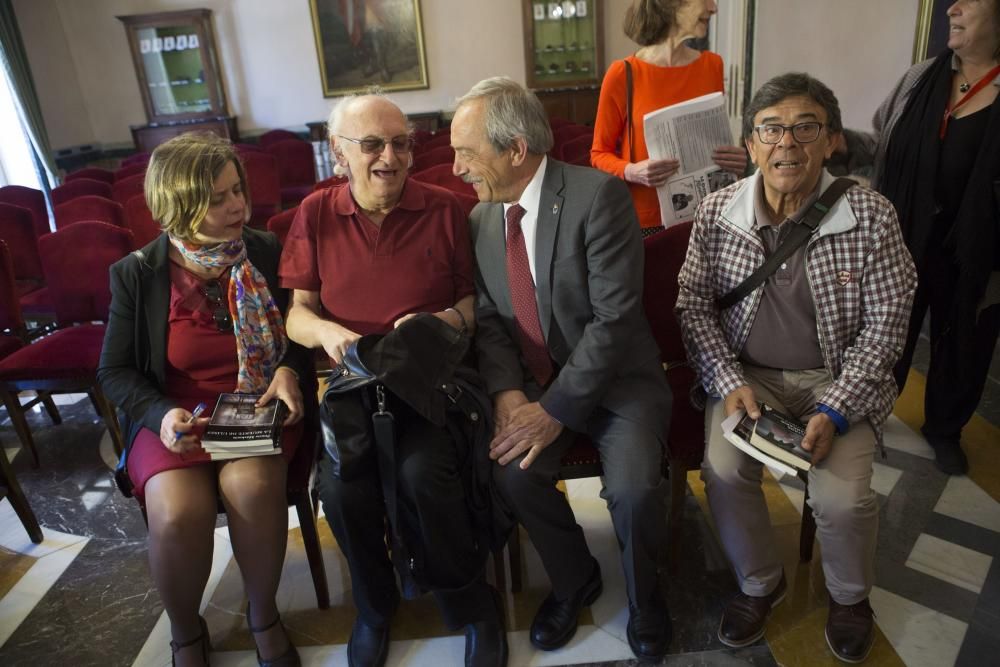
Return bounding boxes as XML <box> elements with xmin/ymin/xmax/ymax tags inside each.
<box><xmin>912</xmin><ymin>0</ymin><xmax>951</xmax><ymax>63</ymax></box>
<box><xmin>309</xmin><ymin>0</ymin><xmax>429</xmax><ymax>97</ymax></box>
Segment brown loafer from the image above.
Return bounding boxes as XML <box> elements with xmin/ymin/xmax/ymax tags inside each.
<box><xmin>826</xmin><ymin>597</ymin><xmax>875</xmax><ymax>663</ymax></box>
<box><xmin>717</xmin><ymin>573</ymin><xmax>786</xmax><ymax>648</ymax></box>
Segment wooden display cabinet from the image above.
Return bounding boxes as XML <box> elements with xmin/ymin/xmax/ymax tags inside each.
<box><xmin>522</xmin><ymin>1</ymin><xmax>604</xmax><ymax>125</ymax></box>
<box><xmin>118</xmin><ymin>9</ymin><xmax>238</xmax><ymax>151</ymax></box>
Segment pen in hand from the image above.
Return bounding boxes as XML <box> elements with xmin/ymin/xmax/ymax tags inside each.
<box><xmin>175</xmin><ymin>402</ymin><xmax>208</xmax><ymax>442</ymax></box>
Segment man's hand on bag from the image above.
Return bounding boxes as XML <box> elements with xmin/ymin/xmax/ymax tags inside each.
<box><xmin>319</xmin><ymin>322</ymin><xmax>361</xmax><ymax>365</ymax></box>
<box><xmin>492</xmin><ymin>389</ymin><xmax>528</xmax><ymax>438</ymax></box>
<box><xmin>801</xmin><ymin>412</ymin><xmax>836</xmax><ymax>464</ymax></box>
<box><xmin>490</xmin><ymin>401</ymin><xmax>563</xmax><ymax>470</ymax></box>
<box><xmin>724</xmin><ymin>385</ymin><xmax>760</xmax><ymax>418</ymax></box>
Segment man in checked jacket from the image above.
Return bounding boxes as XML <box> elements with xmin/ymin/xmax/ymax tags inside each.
<box><xmin>676</xmin><ymin>73</ymin><xmax>916</xmax><ymax>664</ymax></box>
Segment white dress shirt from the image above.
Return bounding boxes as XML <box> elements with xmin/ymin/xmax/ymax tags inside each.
<box><xmin>502</xmin><ymin>155</ymin><xmax>547</xmax><ymax>285</ymax></box>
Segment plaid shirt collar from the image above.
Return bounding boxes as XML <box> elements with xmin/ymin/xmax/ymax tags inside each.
<box><xmin>721</xmin><ymin>170</ymin><xmax>860</xmax><ymax>239</ymax></box>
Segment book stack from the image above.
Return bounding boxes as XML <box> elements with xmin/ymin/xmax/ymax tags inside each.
<box><xmin>201</xmin><ymin>393</ymin><xmax>284</xmax><ymax>461</ymax></box>
<box><xmin>722</xmin><ymin>403</ymin><xmax>812</xmax><ymax>476</ymax></box>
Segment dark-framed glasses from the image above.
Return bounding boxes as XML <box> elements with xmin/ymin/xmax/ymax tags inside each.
<box><xmin>753</xmin><ymin>122</ymin><xmax>824</xmax><ymax>144</ymax></box>
<box><xmin>203</xmin><ymin>279</ymin><xmax>233</xmax><ymax>333</ymax></box>
<box><xmin>337</xmin><ymin>134</ymin><xmax>414</xmax><ymax>155</ymax></box>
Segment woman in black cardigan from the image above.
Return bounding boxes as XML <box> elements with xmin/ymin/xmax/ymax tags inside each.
<box><xmin>98</xmin><ymin>134</ymin><xmax>310</xmax><ymax>667</ymax></box>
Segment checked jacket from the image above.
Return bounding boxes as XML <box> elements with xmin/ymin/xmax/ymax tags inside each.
<box><xmin>675</xmin><ymin>170</ymin><xmax>917</xmax><ymax>436</ymax></box>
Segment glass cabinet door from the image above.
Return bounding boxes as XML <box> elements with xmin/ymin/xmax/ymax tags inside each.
<box><xmin>119</xmin><ymin>9</ymin><xmax>228</xmax><ymax>124</ymax></box>
<box><xmin>523</xmin><ymin>0</ymin><xmax>604</xmax><ymax>89</ymax></box>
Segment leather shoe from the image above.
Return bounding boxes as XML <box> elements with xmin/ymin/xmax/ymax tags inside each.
<box><xmin>347</xmin><ymin>618</ymin><xmax>390</xmax><ymax>667</ymax></box>
<box><xmin>627</xmin><ymin>603</ymin><xmax>671</xmax><ymax>661</ymax></box>
<box><xmin>825</xmin><ymin>597</ymin><xmax>875</xmax><ymax>663</ymax></box>
<box><xmin>922</xmin><ymin>429</ymin><xmax>968</xmax><ymax>475</ymax></box>
<box><xmin>717</xmin><ymin>573</ymin><xmax>786</xmax><ymax>648</ymax></box>
<box><xmin>530</xmin><ymin>558</ymin><xmax>603</xmax><ymax>650</ymax></box>
<box><xmin>464</xmin><ymin>618</ymin><xmax>507</xmax><ymax>667</ymax></box>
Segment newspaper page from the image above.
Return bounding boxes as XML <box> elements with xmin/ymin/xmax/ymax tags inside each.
<box><xmin>643</xmin><ymin>92</ymin><xmax>737</xmax><ymax>228</ymax></box>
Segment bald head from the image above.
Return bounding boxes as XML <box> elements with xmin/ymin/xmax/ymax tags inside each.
<box><xmin>327</xmin><ymin>94</ymin><xmax>407</xmax><ymax>139</ymax></box>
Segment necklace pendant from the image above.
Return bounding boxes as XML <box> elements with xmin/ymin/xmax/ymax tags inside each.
<box><xmin>959</xmin><ymin>82</ymin><xmax>971</xmax><ymax>93</ymax></box>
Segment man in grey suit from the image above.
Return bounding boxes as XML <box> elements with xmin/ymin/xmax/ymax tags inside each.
<box><xmin>450</xmin><ymin>77</ymin><xmax>672</xmax><ymax>661</ymax></box>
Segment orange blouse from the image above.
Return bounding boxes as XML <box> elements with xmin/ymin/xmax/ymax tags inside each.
<box><xmin>591</xmin><ymin>51</ymin><xmax>724</xmax><ymax>229</ymax></box>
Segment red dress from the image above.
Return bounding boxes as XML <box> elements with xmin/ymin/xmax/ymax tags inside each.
<box><xmin>127</xmin><ymin>262</ymin><xmax>299</xmax><ymax>501</ymax></box>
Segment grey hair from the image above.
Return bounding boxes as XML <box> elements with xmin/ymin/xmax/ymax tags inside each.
<box><xmin>455</xmin><ymin>77</ymin><xmax>553</xmax><ymax>155</ymax></box>
<box><xmin>742</xmin><ymin>72</ymin><xmax>843</xmax><ymax>141</ymax></box>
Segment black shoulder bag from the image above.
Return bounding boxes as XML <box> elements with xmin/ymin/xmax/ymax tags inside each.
<box><xmin>716</xmin><ymin>177</ymin><xmax>857</xmax><ymax>310</ymax></box>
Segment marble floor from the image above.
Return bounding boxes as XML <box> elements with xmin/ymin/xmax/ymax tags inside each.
<box><xmin>0</xmin><ymin>361</ymin><xmax>998</xmax><ymax>666</ymax></box>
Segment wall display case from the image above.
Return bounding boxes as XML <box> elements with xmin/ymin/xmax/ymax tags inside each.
<box><xmin>118</xmin><ymin>9</ymin><xmax>238</xmax><ymax>151</ymax></box>
<box><xmin>522</xmin><ymin>0</ymin><xmax>604</xmax><ymax>90</ymax></box>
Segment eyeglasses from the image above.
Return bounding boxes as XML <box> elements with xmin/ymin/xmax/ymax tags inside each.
<box><xmin>753</xmin><ymin>122</ymin><xmax>824</xmax><ymax>144</ymax></box>
<box><xmin>337</xmin><ymin>135</ymin><xmax>414</xmax><ymax>155</ymax></box>
<box><xmin>203</xmin><ymin>280</ymin><xmax>233</xmax><ymax>333</ymax></box>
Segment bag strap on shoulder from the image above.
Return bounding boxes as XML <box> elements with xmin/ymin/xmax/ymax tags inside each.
<box><xmin>624</xmin><ymin>59</ymin><xmax>634</xmax><ymax>160</ymax></box>
<box><xmin>716</xmin><ymin>177</ymin><xmax>857</xmax><ymax>310</ymax></box>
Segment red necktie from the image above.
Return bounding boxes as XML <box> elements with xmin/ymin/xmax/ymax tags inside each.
<box><xmin>505</xmin><ymin>204</ymin><xmax>553</xmax><ymax>386</ymax></box>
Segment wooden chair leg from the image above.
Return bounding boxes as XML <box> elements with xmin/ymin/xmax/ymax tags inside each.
<box><xmin>40</xmin><ymin>392</ymin><xmax>61</xmax><ymax>425</ymax></box>
<box><xmin>294</xmin><ymin>490</ymin><xmax>330</xmax><ymax>609</ymax></box>
<box><xmin>799</xmin><ymin>480</ymin><xmax>817</xmax><ymax>562</ymax></box>
<box><xmin>0</xmin><ymin>442</ymin><xmax>42</xmax><ymax>543</ymax></box>
<box><xmin>507</xmin><ymin>525</ymin><xmax>522</xmax><ymax>594</ymax></box>
<box><xmin>91</xmin><ymin>386</ymin><xmax>124</xmax><ymax>458</ymax></box>
<box><xmin>1</xmin><ymin>388</ymin><xmax>40</xmax><ymax>468</ymax></box>
<box><xmin>667</xmin><ymin>457</ymin><xmax>687</xmax><ymax>573</ymax></box>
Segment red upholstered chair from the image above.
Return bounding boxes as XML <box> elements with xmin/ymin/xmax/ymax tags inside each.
<box><xmin>264</xmin><ymin>139</ymin><xmax>317</xmax><ymax>207</ymax></box>
<box><xmin>66</xmin><ymin>167</ymin><xmax>114</xmax><ymax>185</ymax></box>
<box><xmin>0</xmin><ymin>223</ymin><xmax>131</xmax><ymax>467</ymax></box>
<box><xmin>120</xmin><ymin>152</ymin><xmax>151</xmax><ymax>168</ymax></box>
<box><xmin>419</xmin><ymin>131</ymin><xmax>452</xmax><ymax>152</ymax></box>
<box><xmin>52</xmin><ymin>178</ymin><xmax>113</xmax><ymax>206</ymax></box>
<box><xmin>0</xmin><ymin>241</ymin><xmax>44</xmax><ymax>543</ymax></box>
<box><xmin>0</xmin><ymin>203</ymin><xmax>45</xmax><ymax>295</ymax></box>
<box><xmin>234</xmin><ymin>143</ymin><xmax>264</xmax><ymax>155</ymax></box>
<box><xmin>0</xmin><ymin>185</ymin><xmax>49</xmax><ymax>237</ymax></box>
<box><xmin>313</xmin><ymin>175</ymin><xmax>347</xmax><ymax>191</ymax></box>
<box><xmin>411</xmin><ymin>163</ymin><xmax>476</xmax><ymax>198</ymax></box>
<box><xmin>123</xmin><ymin>195</ymin><xmax>161</xmax><ymax>249</ymax></box>
<box><xmin>114</xmin><ymin>163</ymin><xmax>147</xmax><ymax>182</ymax></box>
<box><xmin>54</xmin><ymin>195</ymin><xmax>124</xmax><ymax>230</ymax></box>
<box><xmin>558</xmin><ymin>134</ymin><xmax>594</xmax><ymax>166</ymax></box>
<box><xmin>411</xmin><ymin>145</ymin><xmax>455</xmax><ymax>174</ymax></box>
<box><xmin>552</xmin><ymin>125</ymin><xmax>594</xmax><ymax>159</ymax></box>
<box><xmin>258</xmin><ymin>129</ymin><xmax>301</xmax><ymax>149</ymax></box>
<box><xmin>411</xmin><ymin>128</ymin><xmax>433</xmax><ymax>153</ymax></box>
<box><xmin>265</xmin><ymin>207</ymin><xmax>298</xmax><ymax>246</ymax></box>
<box><xmin>241</xmin><ymin>152</ymin><xmax>282</xmax><ymax>229</ymax></box>
<box><xmin>112</xmin><ymin>174</ymin><xmax>146</xmax><ymax>207</ymax></box>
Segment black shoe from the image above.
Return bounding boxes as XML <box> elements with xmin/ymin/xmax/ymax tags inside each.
<box><xmin>627</xmin><ymin>603</ymin><xmax>671</xmax><ymax>661</ymax></box>
<box><xmin>825</xmin><ymin>597</ymin><xmax>875</xmax><ymax>663</ymax></box>
<box><xmin>464</xmin><ymin>618</ymin><xmax>508</xmax><ymax>667</ymax></box>
<box><xmin>717</xmin><ymin>573</ymin><xmax>786</xmax><ymax>648</ymax></box>
<box><xmin>247</xmin><ymin>613</ymin><xmax>300</xmax><ymax>667</ymax></box>
<box><xmin>347</xmin><ymin>618</ymin><xmax>390</xmax><ymax>667</ymax></box>
<box><xmin>170</xmin><ymin>616</ymin><xmax>210</xmax><ymax>666</ymax></box>
<box><xmin>530</xmin><ymin>558</ymin><xmax>603</xmax><ymax>650</ymax></box>
<box><xmin>922</xmin><ymin>428</ymin><xmax>968</xmax><ymax>476</ymax></box>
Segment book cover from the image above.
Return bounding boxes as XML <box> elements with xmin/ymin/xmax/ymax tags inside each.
<box><xmin>201</xmin><ymin>393</ymin><xmax>285</xmax><ymax>455</ymax></box>
<box><xmin>731</xmin><ymin>403</ymin><xmax>812</xmax><ymax>472</ymax></box>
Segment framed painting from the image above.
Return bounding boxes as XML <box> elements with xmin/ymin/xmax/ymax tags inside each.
<box><xmin>309</xmin><ymin>0</ymin><xmax>429</xmax><ymax>97</ymax></box>
<box><xmin>912</xmin><ymin>0</ymin><xmax>952</xmax><ymax>63</ymax></box>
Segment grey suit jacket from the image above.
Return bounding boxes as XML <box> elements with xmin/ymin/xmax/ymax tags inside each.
<box><xmin>471</xmin><ymin>158</ymin><xmax>669</xmax><ymax>434</ymax></box>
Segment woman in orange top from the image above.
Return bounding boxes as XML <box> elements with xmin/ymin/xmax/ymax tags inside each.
<box><xmin>592</xmin><ymin>0</ymin><xmax>746</xmax><ymax>233</ymax></box>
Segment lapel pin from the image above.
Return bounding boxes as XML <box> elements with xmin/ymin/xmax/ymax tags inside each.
<box><xmin>552</xmin><ymin>204</ymin><xmax>559</xmax><ymax>215</ymax></box>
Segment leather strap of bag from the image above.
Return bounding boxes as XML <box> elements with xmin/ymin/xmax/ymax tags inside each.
<box><xmin>624</xmin><ymin>59</ymin><xmax>634</xmax><ymax>159</ymax></box>
<box><xmin>716</xmin><ymin>177</ymin><xmax>857</xmax><ymax>310</ymax></box>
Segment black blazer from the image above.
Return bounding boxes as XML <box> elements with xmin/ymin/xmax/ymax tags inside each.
<box><xmin>97</xmin><ymin>228</ymin><xmax>312</xmax><ymax>451</ymax></box>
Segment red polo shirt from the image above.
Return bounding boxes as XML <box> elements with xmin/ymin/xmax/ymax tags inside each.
<box><xmin>279</xmin><ymin>179</ymin><xmax>475</xmax><ymax>335</ymax></box>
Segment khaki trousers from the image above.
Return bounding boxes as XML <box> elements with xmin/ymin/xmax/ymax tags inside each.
<box><xmin>701</xmin><ymin>365</ymin><xmax>878</xmax><ymax>605</ymax></box>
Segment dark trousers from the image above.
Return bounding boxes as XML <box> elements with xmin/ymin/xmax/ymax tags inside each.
<box><xmin>493</xmin><ymin>406</ymin><xmax>668</xmax><ymax>609</ymax></box>
<box><xmin>895</xmin><ymin>251</ymin><xmax>1000</xmax><ymax>441</ymax></box>
<box><xmin>317</xmin><ymin>399</ymin><xmax>495</xmax><ymax>630</ymax></box>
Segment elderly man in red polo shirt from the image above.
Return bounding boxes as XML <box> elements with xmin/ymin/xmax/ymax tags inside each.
<box><xmin>279</xmin><ymin>92</ymin><xmax>506</xmax><ymax>667</ymax></box>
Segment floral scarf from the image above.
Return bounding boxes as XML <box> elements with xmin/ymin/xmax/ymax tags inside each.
<box><xmin>169</xmin><ymin>236</ymin><xmax>288</xmax><ymax>393</ymax></box>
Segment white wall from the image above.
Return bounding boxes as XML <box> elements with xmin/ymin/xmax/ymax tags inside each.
<box><xmin>753</xmin><ymin>0</ymin><xmax>919</xmax><ymax>130</ymax></box>
<box><xmin>14</xmin><ymin>0</ymin><xmax>918</xmax><ymax>150</ymax></box>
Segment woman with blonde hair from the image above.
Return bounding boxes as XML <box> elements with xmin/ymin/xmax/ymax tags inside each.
<box><xmin>99</xmin><ymin>133</ymin><xmax>311</xmax><ymax>666</ymax></box>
